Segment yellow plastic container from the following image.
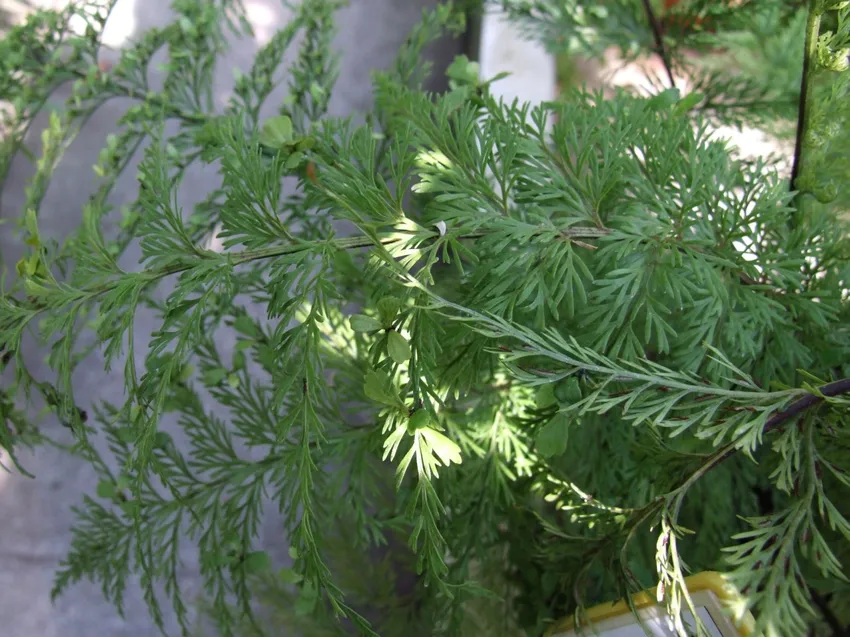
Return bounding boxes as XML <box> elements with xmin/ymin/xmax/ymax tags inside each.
<box><xmin>548</xmin><ymin>572</ymin><xmax>756</xmax><ymax>637</ymax></box>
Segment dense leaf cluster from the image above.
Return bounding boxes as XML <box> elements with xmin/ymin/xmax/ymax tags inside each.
<box><xmin>1</xmin><ymin>0</ymin><xmax>849</xmax><ymax>636</ymax></box>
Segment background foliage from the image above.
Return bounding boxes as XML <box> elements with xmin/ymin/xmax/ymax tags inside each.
<box><xmin>1</xmin><ymin>0</ymin><xmax>850</xmax><ymax>636</ymax></box>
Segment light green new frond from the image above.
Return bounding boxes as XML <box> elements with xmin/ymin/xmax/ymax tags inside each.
<box><xmin>164</xmin><ymin>0</ymin><xmax>232</xmax><ymax>114</ymax></box>
<box><xmin>216</xmin><ymin>119</ymin><xmax>298</xmax><ymax>249</ymax></box>
<box><xmin>383</xmin><ymin>2</ymin><xmax>467</xmax><ymax>93</ymax></box>
<box><xmin>0</xmin><ymin>1</ymin><xmax>115</xmax><ymax>190</ymax></box>
<box><xmin>137</xmin><ymin>132</ymin><xmax>209</xmax><ymax>267</ymax></box>
<box><xmin>310</xmin><ymin>119</ymin><xmax>416</xmax><ymax>225</ymax></box>
<box><xmin>283</xmin><ymin>0</ymin><xmax>343</xmax><ymax>128</ymax></box>
<box><xmin>229</xmin><ymin>13</ymin><xmax>306</xmax><ymax>127</ymax></box>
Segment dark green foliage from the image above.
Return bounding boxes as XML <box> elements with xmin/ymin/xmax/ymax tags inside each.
<box><xmin>1</xmin><ymin>1</ymin><xmax>850</xmax><ymax>636</ymax></box>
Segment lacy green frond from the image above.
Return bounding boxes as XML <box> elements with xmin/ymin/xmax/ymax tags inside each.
<box><xmin>3</xmin><ymin>1</ymin><xmax>850</xmax><ymax>636</ymax></box>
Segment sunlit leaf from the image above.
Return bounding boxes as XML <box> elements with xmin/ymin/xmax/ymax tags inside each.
<box><xmin>387</xmin><ymin>330</ymin><xmax>410</xmax><ymax>363</ymax></box>
<box><xmin>350</xmin><ymin>314</ymin><xmax>383</xmax><ymax>332</ymax></box>
<box><xmin>259</xmin><ymin>115</ymin><xmax>293</xmax><ymax>148</ymax></box>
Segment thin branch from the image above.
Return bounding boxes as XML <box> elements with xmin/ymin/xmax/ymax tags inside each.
<box><xmin>640</xmin><ymin>0</ymin><xmax>676</xmax><ymax>90</ymax></box>
<box><xmin>710</xmin><ymin>376</ymin><xmax>850</xmax><ymax>468</ymax></box>
<box><xmin>563</xmin><ymin>374</ymin><xmax>850</xmax><ymax>631</ymax></box>
<box><xmin>665</xmin><ymin>376</ymin><xmax>850</xmax><ymax>516</ymax></box>
<box><xmin>790</xmin><ymin>0</ymin><xmax>822</xmax><ymax>197</ymax></box>
<box><xmin>7</xmin><ymin>225</ymin><xmax>611</xmax><ymax>317</ymax></box>
<box><xmin>763</xmin><ymin>377</ymin><xmax>850</xmax><ymax>434</ymax></box>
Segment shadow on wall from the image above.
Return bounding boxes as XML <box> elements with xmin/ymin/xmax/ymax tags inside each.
<box><xmin>0</xmin><ymin>1</ymin><xmax>461</xmax><ymax>636</ymax></box>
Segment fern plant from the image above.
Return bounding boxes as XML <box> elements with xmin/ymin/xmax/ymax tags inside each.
<box><xmin>1</xmin><ymin>0</ymin><xmax>849</xmax><ymax>636</ymax></box>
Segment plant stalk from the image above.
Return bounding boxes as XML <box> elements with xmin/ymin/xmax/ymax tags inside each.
<box><xmin>711</xmin><ymin>376</ymin><xmax>850</xmax><ymax>469</ymax></box>
<box><xmin>790</xmin><ymin>0</ymin><xmax>822</xmax><ymax>201</ymax></box>
<box><xmin>8</xmin><ymin>225</ymin><xmax>610</xmax><ymax>317</ymax></box>
<box><xmin>641</xmin><ymin>0</ymin><xmax>676</xmax><ymax>89</ymax></box>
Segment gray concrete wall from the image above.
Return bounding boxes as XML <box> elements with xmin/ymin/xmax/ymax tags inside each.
<box><xmin>0</xmin><ymin>1</ymin><xmax>463</xmax><ymax>635</ymax></box>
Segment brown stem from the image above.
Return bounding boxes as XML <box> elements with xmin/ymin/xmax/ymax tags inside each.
<box><xmin>790</xmin><ymin>1</ymin><xmax>821</xmax><ymax>196</ymax></box>
<box><xmin>641</xmin><ymin>0</ymin><xmax>676</xmax><ymax>89</ymax></box>
<box><xmin>663</xmin><ymin>376</ymin><xmax>850</xmax><ymax>519</ymax></box>
<box><xmin>712</xmin><ymin>377</ymin><xmax>850</xmax><ymax>467</ymax></box>
<box><xmin>764</xmin><ymin>377</ymin><xmax>850</xmax><ymax>434</ymax></box>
